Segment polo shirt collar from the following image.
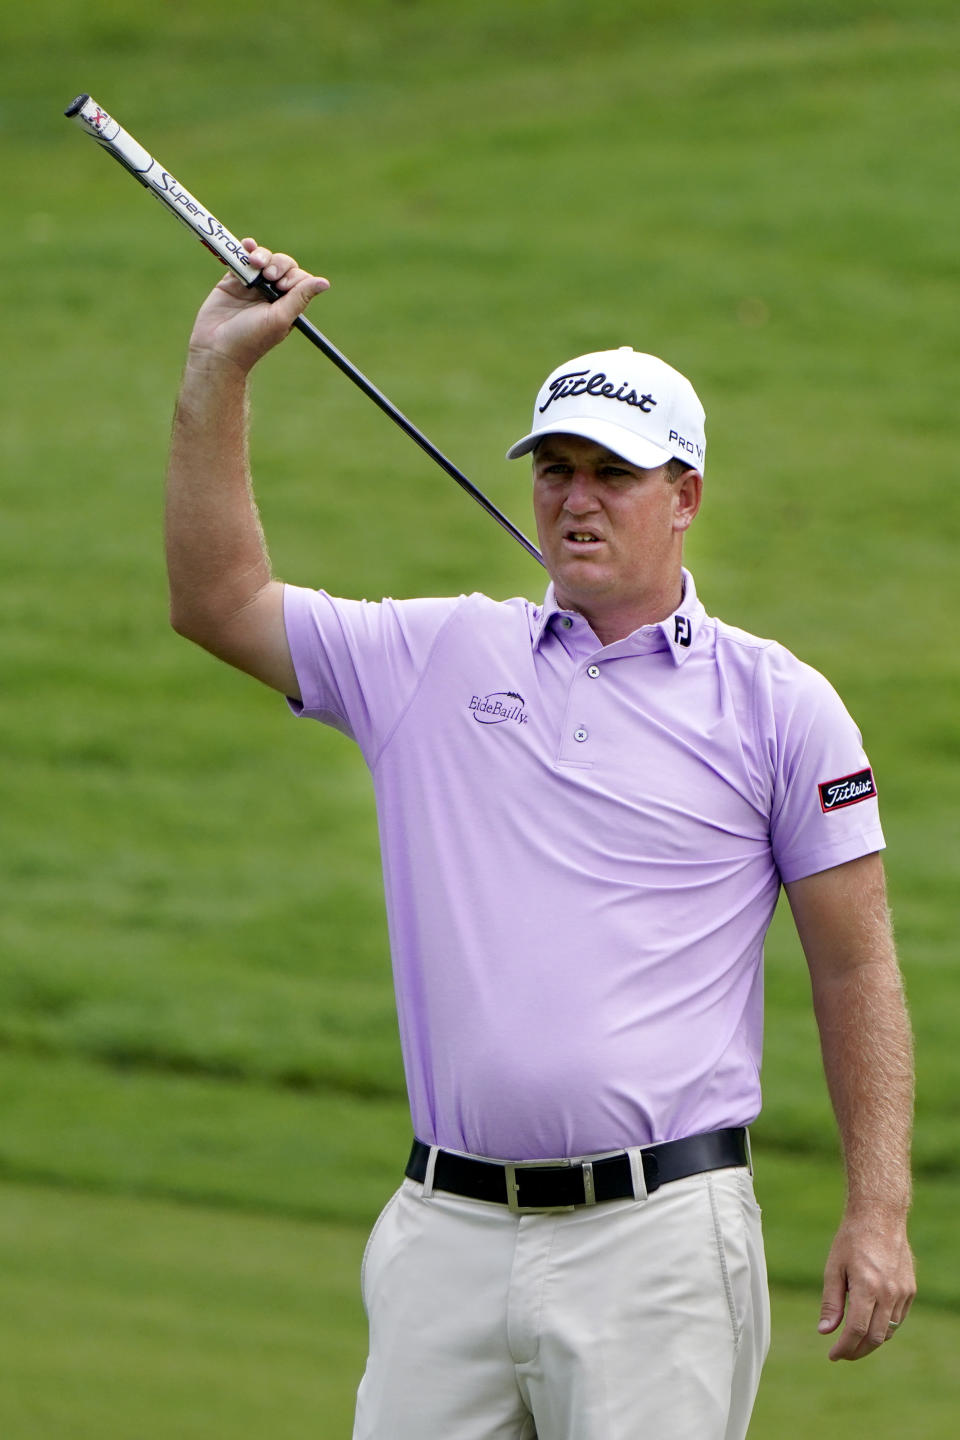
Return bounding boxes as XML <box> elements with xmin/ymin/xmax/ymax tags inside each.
<box><xmin>533</xmin><ymin>568</ymin><xmax>704</xmax><ymax>665</ymax></box>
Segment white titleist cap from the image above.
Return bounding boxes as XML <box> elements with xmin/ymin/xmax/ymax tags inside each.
<box><xmin>506</xmin><ymin>346</ymin><xmax>706</xmax><ymax>474</ymax></box>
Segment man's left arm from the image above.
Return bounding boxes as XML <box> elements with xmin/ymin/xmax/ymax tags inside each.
<box><xmin>784</xmin><ymin>851</ymin><xmax>916</xmax><ymax>1362</ymax></box>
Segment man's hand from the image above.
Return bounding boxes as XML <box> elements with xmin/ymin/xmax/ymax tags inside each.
<box><xmin>818</xmin><ymin>1212</ymin><xmax>916</xmax><ymax>1360</ymax></box>
<box><xmin>188</xmin><ymin>239</ymin><xmax>330</xmax><ymax>375</ymax></box>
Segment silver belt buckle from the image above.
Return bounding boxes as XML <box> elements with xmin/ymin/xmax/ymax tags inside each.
<box><xmin>504</xmin><ymin>1156</ymin><xmax>591</xmax><ymax>1214</ymax></box>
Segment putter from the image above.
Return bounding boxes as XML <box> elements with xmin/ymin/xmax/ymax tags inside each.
<box><xmin>64</xmin><ymin>94</ymin><xmax>544</xmax><ymax>566</ymax></box>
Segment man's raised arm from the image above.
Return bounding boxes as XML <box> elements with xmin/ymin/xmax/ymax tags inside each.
<box><xmin>165</xmin><ymin>240</ymin><xmax>329</xmax><ymax>698</ymax></box>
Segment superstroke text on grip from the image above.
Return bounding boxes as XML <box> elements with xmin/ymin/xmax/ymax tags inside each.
<box><xmin>64</xmin><ymin>94</ymin><xmax>259</xmax><ymax>282</ymax></box>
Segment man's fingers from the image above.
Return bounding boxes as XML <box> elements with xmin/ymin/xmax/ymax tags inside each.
<box><xmin>241</xmin><ymin>238</ymin><xmax>266</xmax><ymax>267</ymax></box>
<box><xmin>267</xmin><ymin>273</ymin><xmax>331</xmax><ymax>327</ymax></box>
<box><xmin>828</xmin><ymin>1294</ymin><xmax>880</xmax><ymax>1361</ymax></box>
<box><xmin>260</xmin><ymin>252</ymin><xmax>298</xmax><ymax>284</ymax></box>
<box><xmin>818</xmin><ymin>1260</ymin><xmax>846</xmax><ymax>1335</ymax></box>
<box><xmin>817</xmin><ymin>1253</ymin><xmax>882</xmax><ymax>1360</ymax></box>
<box><xmin>828</xmin><ymin>1278</ymin><xmax>909</xmax><ymax>1360</ymax></box>
<box><xmin>238</xmin><ymin>240</ymin><xmax>330</xmax><ymax>304</ymax></box>
<box><xmin>882</xmin><ymin>1285</ymin><xmax>915</xmax><ymax>1340</ymax></box>
<box><xmin>896</xmin><ymin>1288</ymin><xmax>916</xmax><ymax>1326</ymax></box>
<box><xmin>828</xmin><ymin>1288</ymin><xmax>915</xmax><ymax>1360</ymax></box>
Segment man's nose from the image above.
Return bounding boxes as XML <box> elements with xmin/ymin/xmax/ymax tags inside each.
<box><xmin>564</xmin><ymin>472</ymin><xmax>600</xmax><ymax>512</ymax></box>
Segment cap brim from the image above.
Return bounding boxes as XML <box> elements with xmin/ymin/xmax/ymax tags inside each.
<box><xmin>506</xmin><ymin>416</ymin><xmax>676</xmax><ymax>471</ymax></box>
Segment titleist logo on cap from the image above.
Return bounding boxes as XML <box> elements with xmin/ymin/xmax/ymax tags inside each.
<box><xmin>818</xmin><ymin>768</ymin><xmax>877</xmax><ymax>813</ymax></box>
<box><xmin>538</xmin><ymin>370</ymin><xmax>658</xmax><ymax>416</ymax></box>
<box><xmin>505</xmin><ymin>347</ymin><xmax>706</xmax><ymax>474</ymax></box>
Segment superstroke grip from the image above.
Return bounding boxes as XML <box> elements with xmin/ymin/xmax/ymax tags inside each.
<box><xmin>64</xmin><ymin>94</ymin><xmax>262</xmax><ymax>284</ymax></box>
<box><xmin>63</xmin><ymin>93</ymin><xmax>544</xmax><ymax>565</ymax></box>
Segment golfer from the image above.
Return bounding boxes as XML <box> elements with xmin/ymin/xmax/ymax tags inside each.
<box><xmin>166</xmin><ymin>243</ymin><xmax>916</xmax><ymax>1440</ymax></box>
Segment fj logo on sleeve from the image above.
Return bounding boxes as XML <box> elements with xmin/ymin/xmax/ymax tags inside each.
<box><xmin>818</xmin><ymin>768</ymin><xmax>877</xmax><ymax>812</ymax></box>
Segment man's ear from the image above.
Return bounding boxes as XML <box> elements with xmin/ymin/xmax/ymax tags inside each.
<box><xmin>673</xmin><ymin>469</ymin><xmax>703</xmax><ymax>532</ymax></box>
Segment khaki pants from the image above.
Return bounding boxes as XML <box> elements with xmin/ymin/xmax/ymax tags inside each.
<box><xmin>353</xmin><ymin>1165</ymin><xmax>770</xmax><ymax>1440</ymax></box>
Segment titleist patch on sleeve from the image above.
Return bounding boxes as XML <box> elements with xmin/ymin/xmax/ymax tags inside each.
<box><xmin>818</xmin><ymin>768</ymin><xmax>877</xmax><ymax>813</ymax></box>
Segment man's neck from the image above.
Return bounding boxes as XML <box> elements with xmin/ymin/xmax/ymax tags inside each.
<box><xmin>555</xmin><ymin>578</ymin><xmax>686</xmax><ymax>648</ymax></box>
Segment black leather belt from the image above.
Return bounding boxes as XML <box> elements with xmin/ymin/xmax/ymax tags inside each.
<box><xmin>405</xmin><ymin>1127</ymin><xmax>748</xmax><ymax>1213</ymax></box>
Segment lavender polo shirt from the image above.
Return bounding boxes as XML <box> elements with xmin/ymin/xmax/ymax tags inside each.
<box><xmin>283</xmin><ymin>570</ymin><xmax>884</xmax><ymax>1160</ymax></box>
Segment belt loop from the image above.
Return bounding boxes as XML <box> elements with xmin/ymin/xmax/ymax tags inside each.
<box><xmin>744</xmin><ymin>1128</ymin><xmax>754</xmax><ymax>1178</ymax></box>
<box><xmin>421</xmin><ymin>1145</ymin><xmax>439</xmax><ymax>1198</ymax></box>
<box><xmin>626</xmin><ymin>1146</ymin><xmax>648</xmax><ymax>1203</ymax></box>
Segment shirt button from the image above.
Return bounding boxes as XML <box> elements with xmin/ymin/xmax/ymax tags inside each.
<box><xmin>561</xmin><ymin>616</ymin><xmax>573</xmax><ymax>629</ymax></box>
<box><xmin>587</xmin><ymin>665</ymin><xmax>600</xmax><ymax>678</ymax></box>
<box><xmin>574</xmin><ymin>727</ymin><xmax>588</xmax><ymax>743</ymax></box>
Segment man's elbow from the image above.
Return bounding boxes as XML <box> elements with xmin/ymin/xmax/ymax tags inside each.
<box><xmin>168</xmin><ymin>598</ymin><xmax>227</xmax><ymax>654</ymax></box>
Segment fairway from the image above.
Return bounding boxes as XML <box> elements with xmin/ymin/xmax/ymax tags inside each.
<box><xmin>1</xmin><ymin>1179</ymin><xmax>958</xmax><ymax>1440</ymax></box>
<box><xmin>2</xmin><ymin>0</ymin><xmax>959</xmax><ymax>1434</ymax></box>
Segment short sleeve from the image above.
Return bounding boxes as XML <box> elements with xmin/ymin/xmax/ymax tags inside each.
<box><xmin>282</xmin><ymin>585</ymin><xmax>462</xmax><ymax>761</ymax></box>
<box><xmin>758</xmin><ymin>644</ymin><xmax>885</xmax><ymax>884</ymax></box>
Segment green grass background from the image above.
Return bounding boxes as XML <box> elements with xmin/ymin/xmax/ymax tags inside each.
<box><xmin>2</xmin><ymin>1</ymin><xmax>959</xmax><ymax>1433</ymax></box>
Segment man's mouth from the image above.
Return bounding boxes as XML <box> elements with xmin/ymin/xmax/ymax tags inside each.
<box><xmin>564</xmin><ymin>530</ymin><xmax>603</xmax><ymax>545</ymax></box>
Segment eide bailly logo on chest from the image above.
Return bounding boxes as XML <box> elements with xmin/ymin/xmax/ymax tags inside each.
<box><xmin>469</xmin><ymin>691</ymin><xmax>530</xmax><ymax>726</ymax></box>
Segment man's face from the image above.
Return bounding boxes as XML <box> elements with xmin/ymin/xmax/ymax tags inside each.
<box><xmin>531</xmin><ymin>434</ymin><xmax>702</xmax><ymax>635</ymax></box>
